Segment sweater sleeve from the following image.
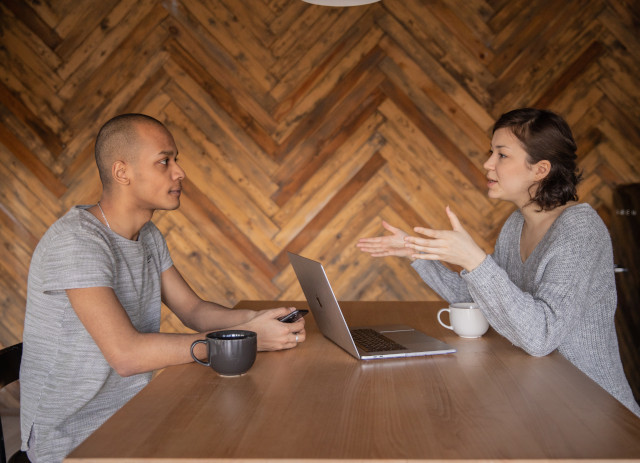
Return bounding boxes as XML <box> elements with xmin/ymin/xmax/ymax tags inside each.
<box><xmin>411</xmin><ymin>259</ymin><xmax>472</xmax><ymax>303</ymax></box>
<box><xmin>460</xmin><ymin>209</ymin><xmax>612</xmax><ymax>356</ymax></box>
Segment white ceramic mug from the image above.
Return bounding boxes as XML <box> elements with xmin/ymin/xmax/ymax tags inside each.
<box><xmin>437</xmin><ymin>302</ymin><xmax>489</xmax><ymax>338</ymax></box>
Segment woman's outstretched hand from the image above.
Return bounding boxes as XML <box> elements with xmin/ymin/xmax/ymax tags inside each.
<box><xmin>404</xmin><ymin>206</ymin><xmax>486</xmax><ymax>272</ymax></box>
<box><xmin>356</xmin><ymin>221</ymin><xmax>415</xmax><ymax>260</ymax></box>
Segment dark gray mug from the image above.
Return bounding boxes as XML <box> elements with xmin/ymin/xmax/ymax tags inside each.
<box><xmin>190</xmin><ymin>330</ymin><xmax>257</xmax><ymax>377</ymax></box>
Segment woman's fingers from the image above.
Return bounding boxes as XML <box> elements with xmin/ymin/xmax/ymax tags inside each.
<box><xmin>382</xmin><ymin>220</ymin><xmax>403</xmax><ymax>234</ymax></box>
<box><xmin>412</xmin><ymin>227</ymin><xmax>441</xmax><ymax>239</ymax></box>
<box><xmin>445</xmin><ymin>206</ymin><xmax>464</xmax><ymax>232</ymax></box>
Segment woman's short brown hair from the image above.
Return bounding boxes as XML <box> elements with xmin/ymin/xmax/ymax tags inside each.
<box><xmin>493</xmin><ymin>108</ymin><xmax>582</xmax><ymax>211</ymax></box>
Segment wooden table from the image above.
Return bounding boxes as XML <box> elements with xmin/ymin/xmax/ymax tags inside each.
<box><xmin>66</xmin><ymin>301</ymin><xmax>640</xmax><ymax>462</ymax></box>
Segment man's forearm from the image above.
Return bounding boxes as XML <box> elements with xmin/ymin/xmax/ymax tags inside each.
<box><xmin>112</xmin><ymin>331</ymin><xmax>208</xmax><ymax>377</ymax></box>
<box><xmin>110</xmin><ymin>305</ymin><xmax>258</xmax><ymax>377</ymax></box>
<box><xmin>180</xmin><ymin>300</ymin><xmax>256</xmax><ymax>333</ymax></box>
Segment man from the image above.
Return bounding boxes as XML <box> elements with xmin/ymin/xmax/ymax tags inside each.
<box><xmin>19</xmin><ymin>114</ymin><xmax>306</xmax><ymax>462</ymax></box>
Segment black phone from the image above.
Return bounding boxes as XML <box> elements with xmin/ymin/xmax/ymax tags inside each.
<box><xmin>278</xmin><ymin>309</ymin><xmax>309</xmax><ymax>323</ymax></box>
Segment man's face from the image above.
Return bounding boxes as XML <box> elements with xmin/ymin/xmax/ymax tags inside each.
<box><xmin>127</xmin><ymin>123</ymin><xmax>185</xmax><ymax>211</ymax></box>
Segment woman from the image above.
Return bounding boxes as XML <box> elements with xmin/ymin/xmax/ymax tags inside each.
<box><xmin>357</xmin><ymin>108</ymin><xmax>640</xmax><ymax>416</ymax></box>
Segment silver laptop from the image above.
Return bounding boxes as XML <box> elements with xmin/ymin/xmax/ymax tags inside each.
<box><xmin>288</xmin><ymin>252</ymin><xmax>456</xmax><ymax>360</ymax></box>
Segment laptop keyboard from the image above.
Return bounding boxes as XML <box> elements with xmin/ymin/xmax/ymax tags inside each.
<box><xmin>350</xmin><ymin>328</ymin><xmax>408</xmax><ymax>352</ymax></box>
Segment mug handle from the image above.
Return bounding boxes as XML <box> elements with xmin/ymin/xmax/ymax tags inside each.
<box><xmin>437</xmin><ymin>308</ymin><xmax>453</xmax><ymax>330</ymax></box>
<box><xmin>190</xmin><ymin>339</ymin><xmax>210</xmax><ymax>366</ymax></box>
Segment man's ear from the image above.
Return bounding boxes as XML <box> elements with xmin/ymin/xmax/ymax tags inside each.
<box><xmin>534</xmin><ymin>160</ymin><xmax>551</xmax><ymax>181</ymax></box>
<box><xmin>112</xmin><ymin>160</ymin><xmax>130</xmax><ymax>185</ymax></box>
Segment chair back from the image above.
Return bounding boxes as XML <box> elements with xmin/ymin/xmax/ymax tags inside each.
<box><xmin>0</xmin><ymin>343</ymin><xmax>22</xmax><ymax>388</ymax></box>
<box><xmin>0</xmin><ymin>343</ymin><xmax>23</xmax><ymax>463</ymax></box>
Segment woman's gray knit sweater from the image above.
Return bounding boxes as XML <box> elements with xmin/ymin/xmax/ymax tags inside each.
<box><xmin>412</xmin><ymin>203</ymin><xmax>640</xmax><ymax>417</ymax></box>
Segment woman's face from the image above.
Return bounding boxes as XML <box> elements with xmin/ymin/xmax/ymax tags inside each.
<box><xmin>484</xmin><ymin>128</ymin><xmax>543</xmax><ymax>208</ymax></box>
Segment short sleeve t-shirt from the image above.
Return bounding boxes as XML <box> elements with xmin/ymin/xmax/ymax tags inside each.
<box><xmin>20</xmin><ymin>206</ymin><xmax>173</xmax><ymax>462</ymax></box>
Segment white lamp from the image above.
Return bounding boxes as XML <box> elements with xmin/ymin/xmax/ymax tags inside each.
<box><xmin>302</xmin><ymin>0</ymin><xmax>381</xmax><ymax>6</ymax></box>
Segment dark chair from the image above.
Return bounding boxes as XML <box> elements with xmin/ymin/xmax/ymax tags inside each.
<box><xmin>0</xmin><ymin>343</ymin><xmax>30</xmax><ymax>463</ymax></box>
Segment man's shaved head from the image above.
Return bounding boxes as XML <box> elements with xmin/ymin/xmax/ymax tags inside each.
<box><xmin>95</xmin><ymin>114</ymin><xmax>167</xmax><ymax>188</ymax></box>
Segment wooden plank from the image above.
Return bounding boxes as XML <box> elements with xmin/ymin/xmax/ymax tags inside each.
<box><xmin>161</xmin><ymin>79</ymin><xmax>279</xmax><ymax>186</ymax></box>
<box><xmin>182</xmin><ymin>1</ymin><xmax>276</xmax><ymax>89</ymax></box>
<box><xmin>376</xmin><ymin>13</ymin><xmax>493</xmax><ymax>109</ymax></box>
<box><xmin>491</xmin><ymin>2</ymin><xmax>605</xmax><ymax>109</ymax></box>
<box><xmin>384</xmin><ymin>0</ymin><xmax>494</xmax><ymax>106</ymax></box>
<box><xmin>0</xmin><ymin>82</ymin><xmax>65</xmax><ymax>157</ymax></box>
<box><xmin>273</xmin><ymin>174</ymin><xmax>389</xmax><ymax>294</ymax></box>
<box><xmin>0</xmin><ymin>1</ymin><xmax>61</xmax><ymax>63</ymax></box>
<box><xmin>271</xmin><ymin>11</ymin><xmax>381</xmax><ymax>123</ymax></box>
<box><xmin>0</xmin><ymin>123</ymin><xmax>67</xmax><ymax>198</ymax></box>
<box><xmin>273</xmin><ymin>152</ymin><xmax>387</xmax><ymax>270</ymax></box>
<box><xmin>166</xmin><ymin>2</ymin><xmax>276</xmax><ymax>112</ymax></box>
<box><xmin>600</xmin><ymin>0</ymin><xmax>640</xmax><ymax>63</ymax></box>
<box><xmin>159</xmin><ymin>208</ymin><xmax>280</xmax><ymax>303</ymax></box>
<box><xmin>54</xmin><ymin>0</ymin><xmax>119</xmax><ymax>59</ymax></box>
<box><xmin>267</xmin><ymin>0</ymin><xmax>309</xmax><ymax>35</ymax></box>
<box><xmin>269</xmin><ymin>5</ymin><xmax>370</xmax><ymax>94</ymax></box>
<box><xmin>171</xmin><ymin>131</ymin><xmax>281</xmax><ymax>258</ymax></box>
<box><xmin>0</xmin><ymin>11</ymin><xmax>63</xmax><ymax>95</ymax></box>
<box><xmin>62</xmin><ymin>6</ymin><xmax>170</xmax><ymax>126</ymax></box>
<box><xmin>218</xmin><ymin>0</ymin><xmax>276</xmax><ymax>46</ymax></box>
<box><xmin>163</xmin><ymin>39</ymin><xmax>278</xmax><ymax>151</ymax></box>
<box><xmin>401</xmin><ymin>0</ymin><xmax>494</xmax><ymax>88</ymax></box>
<box><xmin>164</xmin><ymin>103</ymin><xmax>280</xmax><ymax>217</ymax></box>
<box><xmin>378</xmin><ymin>49</ymin><xmax>492</xmax><ymax>171</ymax></box>
<box><xmin>272</xmin><ymin>46</ymin><xmax>387</xmax><ymax>161</ymax></box>
<box><xmin>57</xmin><ymin>0</ymin><xmax>158</xmax><ymax>91</ymax></box>
<box><xmin>380</xmin><ymin>79</ymin><xmax>488</xmax><ymax>194</ymax></box>
<box><xmin>271</xmin><ymin>83</ymin><xmax>386</xmax><ymax>207</ymax></box>
<box><xmin>272</xmin><ymin>113</ymin><xmax>386</xmax><ymax>248</ymax></box>
<box><xmin>161</xmin><ymin>16</ymin><xmax>278</xmax><ymax>129</ymax></box>
<box><xmin>534</xmin><ymin>41</ymin><xmax>605</xmax><ymax>107</ymax></box>
<box><xmin>597</xmin><ymin>40</ymin><xmax>640</xmax><ymax>123</ymax></box>
<box><xmin>169</xmin><ymin>184</ymin><xmax>280</xmax><ymax>282</ymax></box>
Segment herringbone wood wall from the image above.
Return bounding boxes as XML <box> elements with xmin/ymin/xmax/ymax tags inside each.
<box><xmin>1</xmin><ymin>0</ymin><xmax>639</xmax><ymax>409</ymax></box>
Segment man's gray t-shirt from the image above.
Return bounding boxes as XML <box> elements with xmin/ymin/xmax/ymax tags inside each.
<box><xmin>20</xmin><ymin>206</ymin><xmax>173</xmax><ymax>462</ymax></box>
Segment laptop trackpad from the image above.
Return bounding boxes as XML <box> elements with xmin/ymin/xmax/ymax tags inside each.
<box><xmin>382</xmin><ymin>328</ymin><xmax>442</xmax><ymax>348</ymax></box>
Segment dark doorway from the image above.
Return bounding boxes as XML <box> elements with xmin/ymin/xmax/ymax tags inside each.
<box><xmin>611</xmin><ymin>183</ymin><xmax>640</xmax><ymax>405</ymax></box>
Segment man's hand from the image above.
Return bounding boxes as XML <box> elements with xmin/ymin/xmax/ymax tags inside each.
<box><xmin>237</xmin><ymin>307</ymin><xmax>307</xmax><ymax>351</ymax></box>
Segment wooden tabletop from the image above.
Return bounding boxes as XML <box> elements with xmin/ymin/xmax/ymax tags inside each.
<box><xmin>66</xmin><ymin>301</ymin><xmax>640</xmax><ymax>462</ymax></box>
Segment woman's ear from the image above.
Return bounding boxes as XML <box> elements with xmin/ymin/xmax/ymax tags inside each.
<box><xmin>534</xmin><ymin>160</ymin><xmax>551</xmax><ymax>181</ymax></box>
<box><xmin>112</xmin><ymin>160</ymin><xmax>130</xmax><ymax>185</ymax></box>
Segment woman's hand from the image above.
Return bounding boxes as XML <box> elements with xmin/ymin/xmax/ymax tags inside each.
<box><xmin>238</xmin><ymin>308</ymin><xmax>306</xmax><ymax>351</ymax></box>
<box><xmin>356</xmin><ymin>221</ymin><xmax>415</xmax><ymax>260</ymax></box>
<box><xmin>404</xmin><ymin>207</ymin><xmax>486</xmax><ymax>272</ymax></box>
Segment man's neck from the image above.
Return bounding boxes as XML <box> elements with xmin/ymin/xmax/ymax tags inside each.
<box><xmin>93</xmin><ymin>196</ymin><xmax>154</xmax><ymax>241</ymax></box>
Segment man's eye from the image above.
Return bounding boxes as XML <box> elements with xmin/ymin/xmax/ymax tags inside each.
<box><xmin>160</xmin><ymin>158</ymin><xmax>168</xmax><ymax>165</ymax></box>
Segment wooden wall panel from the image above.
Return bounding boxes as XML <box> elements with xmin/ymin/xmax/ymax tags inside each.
<box><xmin>1</xmin><ymin>0</ymin><xmax>639</xmax><ymax>408</ymax></box>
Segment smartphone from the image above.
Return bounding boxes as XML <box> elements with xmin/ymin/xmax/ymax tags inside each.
<box><xmin>278</xmin><ymin>309</ymin><xmax>309</xmax><ymax>323</ymax></box>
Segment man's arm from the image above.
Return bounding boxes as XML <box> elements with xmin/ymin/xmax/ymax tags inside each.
<box><xmin>160</xmin><ymin>266</ymin><xmax>306</xmax><ymax>351</ymax></box>
<box><xmin>66</xmin><ymin>266</ymin><xmax>305</xmax><ymax>377</ymax></box>
<box><xmin>160</xmin><ymin>265</ymin><xmax>256</xmax><ymax>330</ymax></box>
<box><xmin>66</xmin><ymin>286</ymin><xmax>205</xmax><ymax>377</ymax></box>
